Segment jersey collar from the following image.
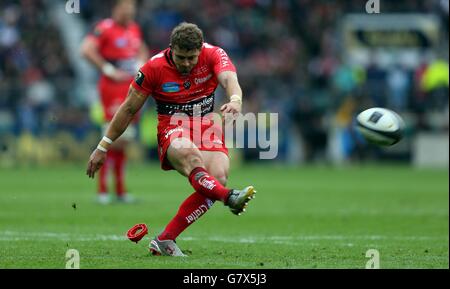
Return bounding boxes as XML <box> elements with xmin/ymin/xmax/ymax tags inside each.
<box><xmin>165</xmin><ymin>48</ymin><xmax>176</xmax><ymax>67</ymax></box>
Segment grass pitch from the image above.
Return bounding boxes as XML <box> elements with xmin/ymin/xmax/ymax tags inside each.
<box><xmin>0</xmin><ymin>163</ymin><xmax>448</xmax><ymax>268</ymax></box>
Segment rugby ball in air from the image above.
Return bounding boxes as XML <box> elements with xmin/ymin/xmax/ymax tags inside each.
<box><xmin>356</xmin><ymin>107</ymin><xmax>405</xmax><ymax>146</ymax></box>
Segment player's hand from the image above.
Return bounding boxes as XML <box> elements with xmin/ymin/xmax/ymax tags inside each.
<box><xmin>86</xmin><ymin>149</ymin><xmax>106</xmax><ymax>178</ymax></box>
<box><xmin>221</xmin><ymin>101</ymin><xmax>241</xmax><ymax>124</ymax></box>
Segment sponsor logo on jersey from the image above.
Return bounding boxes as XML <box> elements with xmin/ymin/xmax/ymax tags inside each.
<box><xmin>194</xmin><ymin>74</ymin><xmax>212</xmax><ymax>85</ymax></box>
<box><xmin>162</xmin><ymin>82</ymin><xmax>180</xmax><ymax>93</ymax></box>
<box><xmin>183</xmin><ymin>80</ymin><xmax>191</xmax><ymax>90</ymax></box>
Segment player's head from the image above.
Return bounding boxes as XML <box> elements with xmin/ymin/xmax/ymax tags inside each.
<box><xmin>170</xmin><ymin>22</ymin><xmax>204</xmax><ymax>75</ymax></box>
<box><xmin>112</xmin><ymin>0</ymin><xmax>136</xmax><ymax>24</ymax></box>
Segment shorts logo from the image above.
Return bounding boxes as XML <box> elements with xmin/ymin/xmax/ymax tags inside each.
<box><xmin>135</xmin><ymin>70</ymin><xmax>145</xmax><ymax>86</ymax></box>
<box><xmin>162</xmin><ymin>82</ymin><xmax>180</xmax><ymax>93</ymax></box>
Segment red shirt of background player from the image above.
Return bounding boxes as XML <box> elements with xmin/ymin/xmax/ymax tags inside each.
<box><xmin>88</xmin><ymin>18</ymin><xmax>143</xmax><ymax>121</ymax></box>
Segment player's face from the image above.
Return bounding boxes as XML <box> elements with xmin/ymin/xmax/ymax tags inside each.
<box><xmin>171</xmin><ymin>46</ymin><xmax>201</xmax><ymax>75</ymax></box>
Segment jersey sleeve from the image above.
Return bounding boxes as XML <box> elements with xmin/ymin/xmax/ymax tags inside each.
<box><xmin>210</xmin><ymin>47</ymin><xmax>236</xmax><ymax>75</ymax></box>
<box><xmin>131</xmin><ymin>60</ymin><xmax>155</xmax><ymax>96</ymax></box>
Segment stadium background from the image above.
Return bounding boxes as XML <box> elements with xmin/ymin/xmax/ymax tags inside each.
<box><xmin>0</xmin><ymin>0</ymin><xmax>448</xmax><ymax>269</ymax></box>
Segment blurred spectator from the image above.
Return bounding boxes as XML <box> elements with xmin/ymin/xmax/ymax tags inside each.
<box><xmin>365</xmin><ymin>59</ymin><xmax>387</xmax><ymax>107</ymax></box>
<box><xmin>17</xmin><ymin>69</ymin><xmax>55</xmax><ymax>135</ymax></box>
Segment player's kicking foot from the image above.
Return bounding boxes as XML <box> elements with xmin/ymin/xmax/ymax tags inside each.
<box><xmin>149</xmin><ymin>237</ymin><xmax>187</xmax><ymax>257</ymax></box>
<box><xmin>226</xmin><ymin>186</ymin><xmax>256</xmax><ymax>216</ymax></box>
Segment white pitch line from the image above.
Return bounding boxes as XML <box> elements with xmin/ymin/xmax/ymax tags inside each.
<box><xmin>0</xmin><ymin>231</ymin><xmax>447</xmax><ymax>244</ymax></box>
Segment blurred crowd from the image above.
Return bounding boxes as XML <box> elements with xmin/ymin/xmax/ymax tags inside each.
<box><xmin>0</xmin><ymin>0</ymin><xmax>448</xmax><ymax>165</ymax></box>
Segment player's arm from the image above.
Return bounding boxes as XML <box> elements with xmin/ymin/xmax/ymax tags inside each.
<box><xmin>218</xmin><ymin>70</ymin><xmax>243</xmax><ymax>115</ymax></box>
<box><xmin>80</xmin><ymin>36</ymin><xmax>129</xmax><ymax>81</ymax></box>
<box><xmin>86</xmin><ymin>85</ymin><xmax>148</xmax><ymax>178</ymax></box>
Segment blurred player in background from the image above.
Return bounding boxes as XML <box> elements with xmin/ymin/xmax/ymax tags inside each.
<box><xmin>80</xmin><ymin>0</ymin><xmax>149</xmax><ymax>204</ymax></box>
<box><xmin>86</xmin><ymin>22</ymin><xmax>256</xmax><ymax>256</ymax></box>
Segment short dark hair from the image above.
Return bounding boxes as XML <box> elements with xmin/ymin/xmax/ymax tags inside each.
<box><xmin>170</xmin><ymin>22</ymin><xmax>204</xmax><ymax>51</ymax></box>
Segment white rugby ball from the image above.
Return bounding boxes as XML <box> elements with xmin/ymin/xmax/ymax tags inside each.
<box><xmin>356</xmin><ymin>107</ymin><xmax>405</xmax><ymax>146</ymax></box>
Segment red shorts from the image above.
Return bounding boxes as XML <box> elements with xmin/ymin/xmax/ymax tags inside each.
<box><xmin>98</xmin><ymin>76</ymin><xmax>133</xmax><ymax>121</ymax></box>
<box><xmin>157</xmin><ymin>115</ymin><xmax>228</xmax><ymax>170</ymax></box>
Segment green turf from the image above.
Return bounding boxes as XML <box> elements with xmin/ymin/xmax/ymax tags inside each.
<box><xmin>0</xmin><ymin>163</ymin><xmax>448</xmax><ymax>268</ymax></box>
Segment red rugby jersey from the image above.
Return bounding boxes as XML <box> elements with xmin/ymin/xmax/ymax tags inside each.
<box><xmin>131</xmin><ymin>43</ymin><xmax>236</xmax><ymax>110</ymax></box>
